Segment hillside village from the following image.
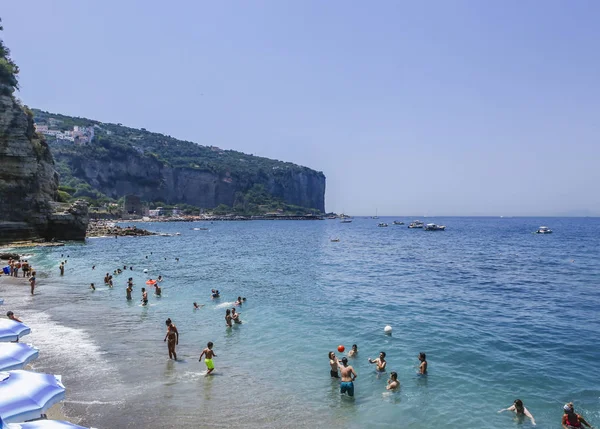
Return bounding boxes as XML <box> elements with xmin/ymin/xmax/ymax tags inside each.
<box><xmin>34</xmin><ymin>119</ymin><xmax>95</xmax><ymax>144</ymax></box>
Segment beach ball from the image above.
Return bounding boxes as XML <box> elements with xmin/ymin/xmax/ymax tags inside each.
<box><xmin>337</xmin><ymin>345</ymin><xmax>345</xmax><ymax>353</ymax></box>
<box><xmin>384</xmin><ymin>325</ymin><xmax>392</xmax><ymax>335</ymax></box>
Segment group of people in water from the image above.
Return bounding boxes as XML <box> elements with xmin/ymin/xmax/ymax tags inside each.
<box><xmin>329</xmin><ymin>348</ymin><xmax>427</xmax><ymax>397</ymax></box>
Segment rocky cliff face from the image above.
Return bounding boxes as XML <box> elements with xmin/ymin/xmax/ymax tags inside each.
<box><xmin>0</xmin><ymin>95</ymin><xmax>88</xmax><ymax>243</ymax></box>
<box><xmin>64</xmin><ymin>152</ymin><xmax>326</xmax><ymax>211</ymax></box>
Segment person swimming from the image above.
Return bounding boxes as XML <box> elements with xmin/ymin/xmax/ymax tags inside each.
<box><xmin>211</xmin><ymin>289</ymin><xmax>220</xmax><ymax>299</ymax></box>
<box><xmin>562</xmin><ymin>402</ymin><xmax>593</xmax><ymax>428</ymax></box>
<box><xmin>498</xmin><ymin>399</ymin><xmax>536</xmax><ymax>426</ymax></box>
<box><xmin>348</xmin><ymin>344</ymin><xmax>358</xmax><ymax>357</ymax></box>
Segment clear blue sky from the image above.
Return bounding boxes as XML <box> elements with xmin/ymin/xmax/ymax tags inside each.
<box><xmin>3</xmin><ymin>1</ymin><xmax>599</xmax><ymax>216</ymax></box>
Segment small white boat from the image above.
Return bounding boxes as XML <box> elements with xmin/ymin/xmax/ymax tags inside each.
<box><xmin>175</xmin><ymin>232</ymin><xmax>181</xmax><ymax>236</ymax></box>
<box><xmin>378</xmin><ymin>222</ymin><xmax>388</xmax><ymax>227</ymax></box>
<box><xmin>424</xmin><ymin>223</ymin><xmax>446</xmax><ymax>231</ymax></box>
<box><xmin>408</xmin><ymin>220</ymin><xmax>424</xmax><ymax>229</ymax></box>
<box><xmin>330</xmin><ymin>237</ymin><xmax>340</xmax><ymax>242</ymax></box>
<box><xmin>393</xmin><ymin>221</ymin><xmax>404</xmax><ymax>225</ymax></box>
<box><xmin>535</xmin><ymin>226</ymin><xmax>552</xmax><ymax>234</ymax></box>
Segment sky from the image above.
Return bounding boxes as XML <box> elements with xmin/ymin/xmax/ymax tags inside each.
<box><xmin>2</xmin><ymin>1</ymin><xmax>599</xmax><ymax>216</ymax></box>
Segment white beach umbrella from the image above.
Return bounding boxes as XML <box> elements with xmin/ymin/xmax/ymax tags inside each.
<box><xmin>0</xmin><ymin>370</ymin><xmax>65</xmax><ymax>423</ymax></box>
<box><xmin>3</xmin><ymin>419</ymin><xmax>94</xmax><ymax>429</ymax></box>
<box><xmin>0</xmin><ymin>321</ymin><xmax>31</xmax><ymax>343</ymax></box>
<box><xmin>0</xmin><ymin>343</ymin><xmax>39</xmax><ymax>371</ymax></box>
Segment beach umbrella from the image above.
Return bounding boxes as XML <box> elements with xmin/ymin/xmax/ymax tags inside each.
<box><xmin>0</xmin><ymin>370</ymin><xmax>65</xmax><ymax>423</ymax></box>
<box><xmin>4</xmin><ymin>419</ymin><xmax>93</xmax><ymax>429</ymax></box>
<box><xmin>0</xmin><ymin>320</ymin><xmax>30</xmax><ymax>343</ymax></box>
<box><xmin>0</xmin><ymin>343</ymin><xmax>39</xmax><ymax>371</ymax></box>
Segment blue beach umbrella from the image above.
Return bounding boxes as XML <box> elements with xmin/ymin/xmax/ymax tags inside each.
<box><xmin>0</xmin><ymin>343</ymin><xmax>39</xmax><ymax>371</ymax></box>
<box><xmin>0</xmin><ymin>321</ymin><xmax>30</xmax><ymax>343</ymax></box>
<box><xmin>0</xmin><ymin>370</ymin><xmax>65</xmax><ymax>423</ymax></box>
<box><xmin>4</xmin><ymin>419</ymin><xmax>93</xmax><ymax>429</ymax></box>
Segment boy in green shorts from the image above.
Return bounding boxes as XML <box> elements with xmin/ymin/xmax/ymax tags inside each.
<box><xmin>199</xmin><ymin>341</ymin><xmax>217</xmax><ymax>375</ymax></box>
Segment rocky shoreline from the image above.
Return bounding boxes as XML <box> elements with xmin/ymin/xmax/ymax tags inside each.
<box><xmin>86</xmin><ymin>222</ymin><xmax>156</xmax><ymax>238</ymax></box>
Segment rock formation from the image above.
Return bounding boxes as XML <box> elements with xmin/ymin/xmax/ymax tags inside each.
<box><xmin>0</xmin><ymin>95</ymin><xmax>89</xmax><ymax>243</ymax></box>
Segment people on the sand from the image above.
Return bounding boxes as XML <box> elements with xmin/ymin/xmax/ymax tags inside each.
<box><xmin>349</xmin><ymin>344</ymin><xmax>358</xmax><ymax>357</ymax></box>
<box><xmin>6</xmin><ymin>311</ymin><xmax>22</xmax><ymax>323</ymax></box>
<box><xmin>141</xmin><ymin>288</ymin><xmax>148</xmax><ymax>306</ymax></box>
<box><xmin>199</xmin><ymin>341</ymin><xmax>217</xmax><ymax>375</ymax></box>
<box><xmin>164</xmin><ymin>318</ymin><xmax>179</xmax><ymax>360</ymax></box>
<box><xmin>28</xmin><ymin>271</ymin><xmax>36</xmax><ymax>295</ymax></box>
<box><xmin>562</xmin><ymin>402</ymin><xmax>593</xmax><ymax>429</ymax></box>
<box><xmin>90</xmin><ymin>283</ymin><xmax>95</xmax><ymax>291</ymax></box>
<box><xmin>368</xmin><ymin>352</ymin><xmax>387</xmax><ymax>372</ymax></box>
<box><xmin>225</xmin><ymin>309</ymin><xmax>232</xmax><ymax>327</ymax></box>
<box><xmin>386</xmin><ymin>372</ymin><xmax>400</xmax><ymax>390</ymax></box>
<box><xmin>231</xmin><ymin>308</ymin><xmax>242</xmax><ymax>324</ymax></box>
<box><xmin>329</xmin><ymin>351</ymin><xmax>340</xmax><ymax>378</ymax></box>
<box><xmin>339</xmin><ymin>357</ymin><xmax>357</xmax><ymax>397</ymax></box>
<box><xmin>498</xmin><ymin>399</ymin><xmax>536</xmax><ymax>426</ymax></box>
<box><xmin>418</xmin><ymin>352</ymin><xmax>428</xmax><ymax>374</ymax></box>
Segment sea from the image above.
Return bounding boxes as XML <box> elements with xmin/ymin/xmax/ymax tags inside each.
<box><xmin>2</xmin><ymin>217</ymin><xmax>600</xmax><ymax>429</ymax></box>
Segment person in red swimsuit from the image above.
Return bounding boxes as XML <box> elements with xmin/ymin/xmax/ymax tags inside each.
<box><xmin>562</xmin><ymin>403</ymin><xmax>594</xmax><ymax>429</ymax></box>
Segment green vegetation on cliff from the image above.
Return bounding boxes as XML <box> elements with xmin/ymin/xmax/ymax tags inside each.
<box><xmin>33</xmin><ymin>109</ymin><xmax>326</xmax><ymax>214</ymax></box>
<box><xmin>0</xmin><ymin>19</ymin><xmax>19</xmax><ymax>96</ymax></box>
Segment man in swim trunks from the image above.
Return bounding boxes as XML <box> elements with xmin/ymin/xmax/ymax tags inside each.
<box><xmin>329</xmin><ymin>351</ymin><xmax>340</xmax><ymax>378</ymax></box>
<box><xmin>154</xmin><ymin>283</ymin><xmax>161</xmax><ymax>296</ymax></box>
<box><xmin>164</xmin><ymin>318</ymin><xmax>179</xmax><ymax>360</ymax></box>
<box><xmin>199</xmin><ymin>341</ymin><xmax>217</xmax><ymax>375</ymax></box>
<box><xmin>562</xmin><ymin>402</ymin><xmax>593</xmax><ymax>428</ymax></box>
<box><xmin>339</xmin><ymin>357</ymin><xmax>357</xmax><ymax>397</ymax></box>
<box><xmin>141</xmin><ymin>288</ymin><xmax>148</xmax><ymax>306</ymax></box>
<box><xmin>349</xmin><ymin>344</ymin><xmax>358</xmax><ymax>357</ymax></box>
<box><xmin>369</xmin><ymin>352</ymin><xmax>387</xmax><ymax>372</ymax></box>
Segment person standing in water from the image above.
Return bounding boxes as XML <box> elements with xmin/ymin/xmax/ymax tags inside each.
<box><xmin>199</xmin><ymin>341</ymin><xmax>217</xmax><ymax>375</ymax></box>
<box><xmin>28</xmin><ymin>271</ymin><xmax>36</xmax><ymax>295</ymax></box>
<box><xmin>90</xmin><ymin>283</ymin><xmax>95</xmax><ymax>291</ymax></box>
<box><xmin>163</xmin><ymin>318</ymin><xmax>179</xmax><ymax>360</ymax></box>
<box><xmin>126</xmin><ymin>283</ymin><xmax>133</xmax><ymax>300</ymax></box>
<box><xmin>339</xmin><ymin>357</ymin><xmax>357</xmax><ymax>397</ymax></box>
<box><xmin>386</xmin><ymin>372</ymin><xmax>400</xmax><ymax>390</ymax></box>
<box><xmin>329</xmin><ymin>351</ymin><xmax>340</xmax><ymax>378</ymax></box>
<box><xmin>368</xmin><ymin>352</ymin><xmax>387</xmax><ymax>372</ymax></box>
<box><xmin>562</xmin><ymin>402</ymin><xmax>593</xmax><ymax>429</ymax></box>
<box><xmin>141</xmin><ymin>288</ymin><xmax>148</xmax><ymax>306</ymax></box>
<box><xmin>225</xmin><ymin>309</ymin><xmax>232</xmax><ymax>327</ymax></box>
<box><xmin>418</xmin><ymin>352</ymin><xmax>428</xmax><ymax>374</ymax></box>
<box><xmin>231</xmin><ymin>308</ymin><xmax>242</xmax><ymax>324</ymax></box>
<box><xmin>498</xmin><ymin>399</ymin><xmax>536</xmax><ymax>426</ymax></box>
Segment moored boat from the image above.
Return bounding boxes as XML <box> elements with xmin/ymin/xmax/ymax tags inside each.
<box><xmin>424</xmin><ymin>223</ymin><xmax>445</xmax><ymax>231</ymax></box>
<box><xmin>408</xmin><ymin>220</ymin><xmax>424</xmax><ymax>229</ymax></box>
<box><xmin>535</xmin><ymin>226</ymin><xmax>552</xmax><ymax>234</ymax></box>
<box><xmin>377</xmin><ymin>222</ymin><xmax>388</xmax><ymax>227</ymax></box>
<box><xmin>393</xmin><ymin>221</ymin><xmax>404</xmax><ymax>225</ymax></box>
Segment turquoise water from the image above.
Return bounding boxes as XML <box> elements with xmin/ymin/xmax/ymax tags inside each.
<box><xmin>4</xmin><ymin>217</ymin><xmax>600</xmax><ymax>428</ymax></box>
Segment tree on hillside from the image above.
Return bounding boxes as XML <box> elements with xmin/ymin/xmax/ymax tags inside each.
<box><xmin>0</xmin><ymin>18</ymin><xmax>20</xmax><ymax>95</ymax></box>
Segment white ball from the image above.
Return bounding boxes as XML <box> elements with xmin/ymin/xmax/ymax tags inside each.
<box><xmin>143</xmin><ymin>269</ymin><xmax>148</xmax><ymax>273</ymax></box>
<box><xmin>384</xmin><ymin>325</ymin><xmax>392</xmax><ymax>334</ymax></box>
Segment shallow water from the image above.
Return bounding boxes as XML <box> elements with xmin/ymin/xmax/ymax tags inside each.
<box><xmin>3</xmin><ymin>217</ymin><xmax>600</xmax><ymax>428</ymax></box>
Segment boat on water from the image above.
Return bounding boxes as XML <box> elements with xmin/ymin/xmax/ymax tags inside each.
<box><xmin>327</xmin><ymin>215</ymin><xmax>337</xmax><ymax>220</ymax></box>
<box><xmin>408</xmin><ymin>220</ymin><xmax>424</xmax><ymax>229</ymax></box>
<box><xmin>535</xmin><ymin>226</ymin><xmax>552</xmax><ymax>234</ymax></box>
<box><xmin>393</xmin><ymin>221</ymin><xmax>404</xmax><ymax>225</ymax></box>
<box><xmin>378</xmin><ymin>223</ymin><xmax>388</xmax><ymax>227</ymax></box>
<box><xmin>330</xmin><ymin>237</ymin><xmax>340</xmax><ymax>242</ymax></box>
<box><xmin>340</xmin><ymin>218</ymin><xmax>353</xmax><ymax>223</ymax></box>
<box><xmin>424</xmin><ymin>223</ymin><xmax>446</xmax><ymax>231</ymax></box>
<box><xmin>372</xmin><ymin>208</ymin><xmax>379</xmax><ymax>219</ymax></box>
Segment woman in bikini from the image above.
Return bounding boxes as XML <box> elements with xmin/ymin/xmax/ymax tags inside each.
<box><xmin>163</xmin><ymin>318</ymin><xmax>179</xmax><ymax>360</ymax></box>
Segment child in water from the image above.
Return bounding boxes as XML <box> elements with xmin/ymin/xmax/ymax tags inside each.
<box><xmin>199</xmin><ymin>342</ymin><xmax>217</xmax><ymax>375</ymax></box>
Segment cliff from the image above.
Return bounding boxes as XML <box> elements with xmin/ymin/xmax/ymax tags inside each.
<box><xmin>0</xmin><ymin>96</ymin><xmax>88</xmax><ymax>243</ymax></box>
<box><xmin>33</xmin><ymin>110</ymin><xmax>326</xmax><ymax>212</ymax></box>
